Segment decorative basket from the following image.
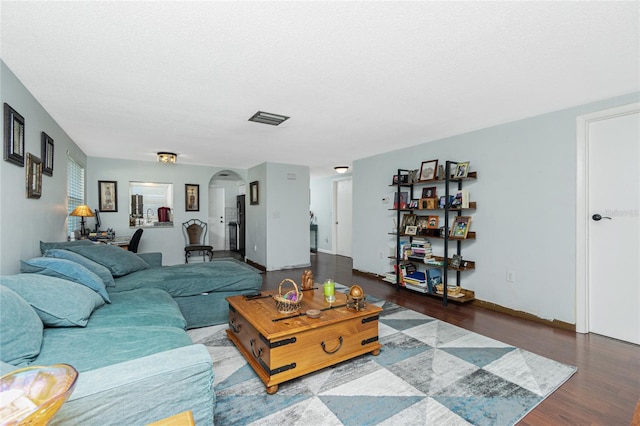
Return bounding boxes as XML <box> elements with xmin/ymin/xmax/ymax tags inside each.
<box><xmin>274</xmin><ymin>279</ymin><xmax>303</xmax><ymax>314</ymax></box>
<box><xmin>435</xmin><ymin>284</ymin><xmax>462</xmax><ymax>296</ymax></box>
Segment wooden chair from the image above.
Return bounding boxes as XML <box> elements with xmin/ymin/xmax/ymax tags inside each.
<box><xmin>183</xmin><ymin>219</ymin><xmax>213</xmax><ymax>263</ymax></box>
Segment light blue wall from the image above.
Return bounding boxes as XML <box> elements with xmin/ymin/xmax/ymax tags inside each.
<box><xmin>353</xmin><ymin>92</ymin><xmax>640</xmax><ymax>324</ymax></box>
<box><xmin>266</xmin><ymin>163</ymin><xmax>310</xmax><ymax>270</ymax></box>
<box><xmin>245</xmin><ymin>162</ymin><xmax>310</xmax><ymax>271</ymax></box>
<box><xmin>0</xmin><ymin>61</ymin><xmax>87</xmax><ymax>274</ymax></box>
<box><xmin>246</xmin><ymin>163</ymin><xmax>267</xmax><ymax>267</ymax></box>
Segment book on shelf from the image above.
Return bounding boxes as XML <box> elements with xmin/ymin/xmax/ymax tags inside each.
<box><xmin>426</xmin><ymin>269</ymin><xmax>442</xmax><ymax>293</ymax></box>
<box><xmin>404</xmin><ymin>271</ymin><xmax>426</xmax><ymax>285</ymax></box>
<box><xmin>451</xmin><ymin>189</ymin><xmax>469</xmax><ymax>209</ymax></box>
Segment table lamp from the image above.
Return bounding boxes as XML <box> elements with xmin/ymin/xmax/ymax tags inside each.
<box><xmin>70</xmin><ymin>205</ymin><xmax>94</xmax><ymax>236</ymax></box>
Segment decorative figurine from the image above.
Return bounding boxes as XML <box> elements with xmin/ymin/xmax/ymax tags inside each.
<box><xmin>301</xmin><ymin>270</ymin><xmax>314</xmax><ymax>290</ymax></box>
<box><xmin>346</xmin><ymin>285</ymin><xmax>367</xmax><ymax>311</ymax></box>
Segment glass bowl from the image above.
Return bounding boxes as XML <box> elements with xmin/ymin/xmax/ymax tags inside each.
<box><xmin>0</xmin><ymin>364</ymin><xmax>78</xmax><ymax>425</ymax></box>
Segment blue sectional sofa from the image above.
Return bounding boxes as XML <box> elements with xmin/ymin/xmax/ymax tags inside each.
<box><xmin>0</xmin><ymin>241</ymin><xmax>263</xmax><ymax>425</ymax></box>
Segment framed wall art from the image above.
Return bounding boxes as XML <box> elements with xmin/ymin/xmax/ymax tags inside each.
<box><xmin>419</xmin><ymin>159</ymin><xmax>438</xmax><ymax>181</ymax></box>
<box><xmin>250</xmin><ymin>181</ymin><xmax>259</xmax><ymax>205</ymax></box>
<box><xmin>186</xmin><ymin>184</ymin><xmax>199</xmax><ymax>211</ymax></box>
<box><xmin>41</xmin><ymin>132</ymin><xmax>54</xmax><ymax>176</ymax></box>
<box><xmin>4</xmin><ymin>103</ymin><xmax>25</xmax><ymax>167</ymax></box>
<box><xmin>26</xmin><ymin>153</ymin><xmax>42</xmax><ymax>199</ymax></box>
<box><xmin>98</xmin><ymin>180</ymin><xmax>118</xmax><ymax>212</ymax></box>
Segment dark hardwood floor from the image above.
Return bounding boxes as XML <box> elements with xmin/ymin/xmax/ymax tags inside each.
<box><xmin>217</xmin><ymin>251</ymin><xmax>640</xmax><ymax>425</ymax></box>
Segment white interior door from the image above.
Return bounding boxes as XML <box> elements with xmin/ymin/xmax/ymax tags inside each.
<box><xmin>587</xmin><ymin>109</ymin><xmax>639</xmax><ymax>344</ymax></box>
<box><xmin>334</xmin><ymin>178</ymin><xmax>352</xmax><ymax>257</ymax></box>
<box><xmin>208</xmin><ymin>187</ymin><xmax>225</xmax><ymax>250</ymax></box>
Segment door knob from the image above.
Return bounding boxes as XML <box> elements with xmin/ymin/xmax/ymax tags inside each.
<box><xmin>592</xmin><ymin>214</ymin><xmax>612</xmax><ymax>221</ymax></box>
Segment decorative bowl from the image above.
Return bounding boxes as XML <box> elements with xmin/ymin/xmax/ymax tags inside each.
<box><xmin>0</xmin><ymin>364</ymin><xmax>78</xmax><ymax>425</ymax></box>
<box><xmin>306</xmin><ymin>309</ymin><xmax>321</xmax><ymax>318</ymax></box>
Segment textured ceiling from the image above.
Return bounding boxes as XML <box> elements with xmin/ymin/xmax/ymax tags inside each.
<box><xmin>1</xmin><ymin>1</ymin><xmax>638</xmax><ymax>177</ymax></box>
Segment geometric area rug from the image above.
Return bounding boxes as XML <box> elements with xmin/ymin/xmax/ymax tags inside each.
<box><xmin>188</xmin><ymin>287</ymin><xmax>577</xmax><ymax>426</ymax></box>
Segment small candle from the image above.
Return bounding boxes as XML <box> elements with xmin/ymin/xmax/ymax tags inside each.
<box><xmin>324</xmin><ymin>279</ymin><xmax>335</xmax><ymax>303</ymax></box>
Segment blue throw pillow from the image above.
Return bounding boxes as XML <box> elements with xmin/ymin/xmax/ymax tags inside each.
<box><xmin>67</xmin><ymin>244</ymin><xmax>150</xmax><ymax>277</ymax></box>
<box><xmin>44</xmin><ymin>248</ymin><xmax>116</xmax><ymax>287</ymax></box>
<box><xmin>2</xmin><ymin>274</ymin><xmax>105</xmax><ymax>327</ymax></box>
<box><xmin>21</xmin><ymin>257</ymin><xmax>111</xmax><ymax>303</ymax></box>
<box><xmin>0</xmin><ymin>285</ymin><xmax>43</xmax><ymax>365</ymax></box>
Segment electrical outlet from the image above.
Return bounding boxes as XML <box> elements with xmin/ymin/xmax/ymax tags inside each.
<box><xmin>506</xmin><ymin>271</ymin><xmax>515</xmax><ymax>282</ymax></box>
<box><xmin>254</xmin><ymin>245</ymin><xmax>258</xmax><ymax>252</ymax></box>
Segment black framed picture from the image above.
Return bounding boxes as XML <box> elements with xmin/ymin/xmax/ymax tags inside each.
<box><xmin>41</xmin><ymin>132</ymin><xmax>54</xmax><ymax>176</ymax></box>
<box><xmin>250</xmin><ymin>181</ymin><xmax>259</xmax><ymax>205</ymax></box>
<box><xmin>98</xmin><ymin>180</ymin><xmax>118</xmax><ymax>212</ymax></box>
<box><xmin>186</xmin><ymin>184</ymin><xmax>199</xmax><ymax>211</ymax></box>
<box><xmin>4</xmin><ymin>103</ymin><xmax>25</xmax><ymax>167</ymax></box>
<box><xmin>26</xmin><ymin>153</ymin><xmax>43</xmax><ymax>199</ymax></box>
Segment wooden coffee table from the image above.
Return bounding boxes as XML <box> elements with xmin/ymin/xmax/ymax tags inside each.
<box><xmin>226</xmin><ymin>287</ymin><xmax>382</xmax><ymax>394</ymax></box>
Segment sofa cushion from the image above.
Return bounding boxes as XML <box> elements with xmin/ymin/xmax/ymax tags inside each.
<box><xmin>21</xmin><ymin>257</ymin><xmax>110</xmax><ymax>303</ymax></box>
<box><xmin>67</xmin><ymin>244</ymin><xmax>150</xmax><ymax>277</ymax></box>
<box><xmin>40</xmin><ymin>239</ymin><xmax>95</xmax><ymax>254</ymax></box>
<box><xmin>1</xmin><ymin>274</ymin><xmax>105</xmax><ymax>327</ymax></box>
<box><xmin>44</xmin><ymin>248</ymin><xmax>116</xmax><ymax>287</ymax></box>
<box><xmin>35</xmin><ymin>326</ymin><xmax>193</xmax><ymax>372</ymax></box>
<box><xmin>111</xmin><ymin>260</ymin><xmax>262</xmax><ymax>296</ymax></box>
<box><xmin>0</xmin><ymin>285</ymin><xmax>43</xmax><ymax>365</ymax></box>
<box><xmin>91</xmin><ymin>288</ymin><xmax>186</xmax><ymax>329</ymax></box>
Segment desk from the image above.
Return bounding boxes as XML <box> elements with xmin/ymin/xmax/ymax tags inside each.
<box><xmin>310</xmin><ymin>224</ymin><xmax>318</xmax><ymax>252</ymax></box>
<box><xmin>105</xmin><ymin>237</ymin><xmax>131</xmax><ymax>251</ymax></box>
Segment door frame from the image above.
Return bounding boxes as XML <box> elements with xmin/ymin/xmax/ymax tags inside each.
<box><xmin>575</xmin><ymin>102</ymin><xmax>639</xmax><ymax>334</ymax></box>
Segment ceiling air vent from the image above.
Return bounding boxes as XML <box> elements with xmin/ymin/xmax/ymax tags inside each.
<box><xmin>249</xmin><ymin>111</ymin><xmax>290</xmax><ymax>126</ymax></box>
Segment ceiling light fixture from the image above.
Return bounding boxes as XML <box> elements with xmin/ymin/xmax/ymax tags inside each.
<box><xmin>249</xmin><ymin>111</ymin><xmax>290</xmax><ymax>126</ymax></box>
<box><xmin>157</xmin><ymin>152</ymin><xmax>177</xmax><ymax>163</ymax></box>
<box><xmin>334</xmin><ymin>166</ymin><xmax>349</xmax><ymax>174</ymax></box>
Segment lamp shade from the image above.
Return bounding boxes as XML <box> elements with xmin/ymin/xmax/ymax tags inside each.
<box><xmin>69</xmin><ymin>205</ymin><xmax>94</xmax><ymax>217</ymax></box>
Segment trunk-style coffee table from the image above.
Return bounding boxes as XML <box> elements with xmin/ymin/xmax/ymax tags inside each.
<box><xmin>226</xmin><ymin>287</ymin><xmax>382</xmax><ymax>394</ymax></box>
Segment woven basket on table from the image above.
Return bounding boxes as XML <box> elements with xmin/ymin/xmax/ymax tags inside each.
<box><xmin>273</xmin><ymin>279</ymin><xmax>303</xmax><ymax>314</ymax></box>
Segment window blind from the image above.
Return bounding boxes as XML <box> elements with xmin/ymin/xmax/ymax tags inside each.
<box><xmin>67</xmin><ymin>156</ymin><xmax>85</xmax><ymax>236</ymax></box>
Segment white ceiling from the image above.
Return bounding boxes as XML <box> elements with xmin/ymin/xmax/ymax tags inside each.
<box><xmin>1</xmin><ymin>1</ymin><xmax>638</xmax><ymax>177</ymax></box>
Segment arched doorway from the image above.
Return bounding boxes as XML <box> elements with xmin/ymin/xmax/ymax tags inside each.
<box><xmin>209</xmin><ymin>171</ymin><xmax>245</xmax><ymax>254</ymax></box>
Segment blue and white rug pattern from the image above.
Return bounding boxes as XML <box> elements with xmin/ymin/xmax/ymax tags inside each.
<box><xmin>188</xmin><ymin>290</ymin><xmax>576</xmax><ymax>426</ymax></box>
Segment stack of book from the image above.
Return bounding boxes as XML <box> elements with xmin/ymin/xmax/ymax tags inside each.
<box><xmin>407</xmin><ymin>238</ymin><xmax>433</xmax><ymax>263</ymax></box>
<box><xmin>404</xmin><ymin>270</ymin><xmax>427</xmax><ymax>287</ymax></box>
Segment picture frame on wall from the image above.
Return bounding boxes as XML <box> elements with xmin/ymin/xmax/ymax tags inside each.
<box><xmin>26</xmin><ymin>153</ymin><xmax>42</xmax><ymax>199</ymax></box>
<box><xmin>186</xmin><ymin>184</ymin><xmax>200</xmax><ymax>211</ymax></box>
<box><xmin>419</xmin><ymin>159</ymin><xmax>438</xmax><ymax>181</ymax></box>
<box><xmin>41</xmin><ymin>132</ymin><xmax>54</xmax><ymax>176</ymax></box>
<box><xmin>98</xmin><ymin>180</ymin><xmax>118</xmax><ymax>212</ymax></box>
<box><xmin>4</xmin><ymin>103</ymin><xmax>25</xmax><ymax>167</ymax></box>
<box><xmin>250</xmin><ymin>181</ymin><xmax>259</xmax><ymax>205</ymax></box>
